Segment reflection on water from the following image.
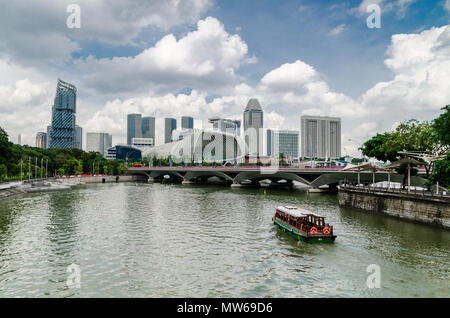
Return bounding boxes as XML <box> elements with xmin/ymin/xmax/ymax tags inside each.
<box><xmin>0</xmin><ymin>183</ymin><xmax>448</xmax><ymax>297</ymax></box>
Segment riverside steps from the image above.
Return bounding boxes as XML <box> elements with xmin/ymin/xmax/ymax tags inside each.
<box><xmin>338</xmin><ymin>182</ymin><xmax>450</xmax><ymax>229</ymax></box>
<box><xmin>0</xmin><ymin>175</ymin><xmax>142</xmax><ymax>199</ymax></box>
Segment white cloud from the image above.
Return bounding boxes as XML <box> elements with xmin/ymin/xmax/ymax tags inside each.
<box><xmin>328</xmin><ymin>24</ymin><xmax>346</xmax><ymax>36</ymax></box>
<box><xmin>261</xmin><ymin>60</ymin><xmax>319</xmax><ymax>90</ymax></box>
<box><xmin>77</xmin><ymin>17</ymin><xmax>251</xmax><ymax>95</ymax></box>
<box><xmin>350</xmin><ymin>0</ymin><xmax>415</xmax><ymax>18</ymax></box>
<box><xmin>0</xmin><ymin>0</ymin><xmax>213</xmax><ymax>63</ymax></box>
<box><xmin>361</xmin><ymin>25</ymin><xmax>450</xmax><ymax>119</ymax></box>
<box><xmin>0</xmin><ymin>76</ymin><xmax>53</xmax><ymax>146</ymax></box>
<box><xmin>446</xmin><ymin>0</ymin><xmax>450</xmax><ymax>13</ymax></box>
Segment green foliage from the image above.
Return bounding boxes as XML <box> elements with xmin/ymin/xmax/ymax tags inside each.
<box><xmin>427</xmin><ymin>153</ymin><xmax>450</xmax><ymax>188</ymax></box>
<box><xmin>361</xmin><ymin>133</ymin><xmax>397</xmax><ymax>162</ymax></box>
<box><xmin>361</xmin><ymin>119</ymin><xmax>442</xmax><ymax>164</ymax></box>
<box><xmin>0</xmin><ymin>125</ymin><xmax>128</xmax><ymax>179</ymax></box>
<box><xmin>361</xmin><ymin>106</ymin><xmax>450</xmax><ymax>187</ymax></box>
<box><xmin>432</xmin><ymin>105</ymin><xmax>450</xmax><ymax>149</ymax></box>
<box><xmin>0</xmin><ymin>164</ymin><xmax>6</xmax><ymax>181</ymax></box>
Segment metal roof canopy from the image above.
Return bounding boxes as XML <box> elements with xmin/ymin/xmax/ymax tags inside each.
<box><xmin>384</xmin><ymin>157</ymin><xmax>423</xmax><ymax>169</ymax></box>
<box><xmin>342</xmin><ymin>162</ymin><xmax>383</xmax><ymax>171</ymax></box>
<box><xmin>276</xmin><ymin>206</ymin><xmax>313</xmax><ymax>218</ymax></box>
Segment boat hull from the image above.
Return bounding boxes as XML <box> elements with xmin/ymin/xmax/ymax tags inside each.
<box><xmin>273</xmin><ymin>218</ymin><xmax>336</xmax><ymax>243</ymax></box>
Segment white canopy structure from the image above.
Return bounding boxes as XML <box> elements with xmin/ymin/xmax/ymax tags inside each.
<box><xmin>276</xmin><ymin>206</ymin><xmax>311</xmax><ymax>218</ymax></box>
<box><xmin>385</xmin><ymin>157</ymin><xmax>423</xmax><ymax>193</ymax></box>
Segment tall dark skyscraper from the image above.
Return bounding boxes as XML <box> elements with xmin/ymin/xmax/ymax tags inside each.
<box><xmin>142</xmin><ymin>116</ymin><xmax>156</xmax><ymax>142</ymax></box>
<box><xmin>127</xmin><ymin>114</ymin><xmax>142</xmax><ymax>145</ymax></box>
<box><xmin>243</xmin><ymin>98</ymin><xmax>264</xmax><ymax>156</ymax></box>
<box><xmin>181</xmin><ymin>116</ymin><xmax>194</xmax><ymax>129</ymax></box>
<box><xmin>49</xmin><ymin>79</ymin><xmax>79</xmax><ymax>149</ymax></box>
<box><xmin>165</xmin><ymin>118</ymin><xmax>177</xmax><ymax>144</ymax></box>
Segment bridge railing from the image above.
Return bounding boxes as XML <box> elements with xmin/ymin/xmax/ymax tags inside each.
<box><xmin>339</xmin><ymin>181</ymin><xmax>450</xmax><ymax>199</ymax></box>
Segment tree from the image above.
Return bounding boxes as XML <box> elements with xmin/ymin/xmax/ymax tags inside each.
<box><xmin>0</xmin><ymin>164</ymin><xmax>7</xmax><ymax>181</ymax></box>
<box><xmin>74</xmin><ymin>160</ymin><xmax>83</xmax><ymax>175</ymax></box>
<box><xmin>427</xmin><ymin>153</ymin><xmax>450</xmax><ymax>189</ymax></box>
<box><xmin>0</xmin><ymin>127</ymin><xmax>11</xmax><ymax>165</ymax></box>
<box><xmin>361</xmin><ymin>132</ymin><xmax>398</xmax><ymax>163</ymax></box>
<box><xmin>432</xmin><ymin>105</ymin><xmax>450</xmax><ymax>151</ymax></box>
<box><xmin>361</xmin><ymin>120</ymin><xmax>442</xmax><ymax>187</ymax></box>
<box><xmin>118</xmin><ymin>163</ymin><xmax>128</xmax><ymax>175</ymax></box>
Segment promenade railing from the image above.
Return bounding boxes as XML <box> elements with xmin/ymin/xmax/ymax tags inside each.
<box><xmin>339</xmin><ymin>181</ymin><xmax>450</xmax><ymax>199</ymax></box>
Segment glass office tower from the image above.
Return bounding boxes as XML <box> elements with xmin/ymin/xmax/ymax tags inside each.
<box><xmin>127</xmin><ymin>114</ymin><xmax>142</xmax><ymax>145</ymax></box>
<box><xmin>267</xmin><ymin>129</ymin><xmax>299</xmax><ymax>159</ymax></box>
<box><xmin>50</xmin><ymin>79</ymin><xmax>77</xmax><ymax>149</ymax></box>
<box><xmin>165</xmin><ymin>118</ymin><xmax>177</xmax><ymax>144</ymax></box>
<box><xmin>142</xmin><ymin>116</ymin><xmax>156</xmax><ymax>142</ymax></box>
<box><xmin>181</xmin><ymin>116</ymin><xmax>194</xmax><ymax>129</ymax></box>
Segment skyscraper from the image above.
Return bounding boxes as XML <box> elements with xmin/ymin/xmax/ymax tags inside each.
<box><xmin>46</xmin><ymin>126</ymin><xmax>52</xmax><ymax>148</ymax></box>
<box><xmin>127</xmin><ymin>114</ymin><xmax>142</xmax><ymax>145</ymax></box>
<box><xmin>243</xmin><ymin>98</ymin><xmax>264</xmax><ymax>156</ymax></box>
<box><xmin>301</xmin><ymin>115</ymin><xmax>341</xmax><ymax>158</ymax></box>
<box><xmin>74</xmin><ymin>125</ymin><xmax>83</xmax><ymax>149</ymax></box>
<box><xmin>36</xmin><ymin>132</ymin><xmax>47</xmax><ymax>149</ymax></box>
<box><xmin>50</xmin><ymin>79</ymin><xmax>77</xmax><ymax>149</ymax></box>
<box><xmin>86</xmin><ymin>132</ymin><xmax>112</xmax><ymax>156</ymax></box>
<box><xmin>165</xmin><ymin>118</ymin><xmax>177</xmax><ymax>144</ymax></box>
<box><xmin>142</xmin><ymin>116</ymin><xmax>155</xmax><ymax>141</ymax></box>
<box><xmin>209</xmin><ymin>118</ymin><xmax>241</xmax><ymax>136</ymax></box>
<box><xmin>267</xmin><ymin>129</ymin><xmax>299</xmax><ymax>159</ymax></box>
<box><xmin>181</xmin><ymin>116</ymin><xmax>194</xmax><ymax>129</ymax></box>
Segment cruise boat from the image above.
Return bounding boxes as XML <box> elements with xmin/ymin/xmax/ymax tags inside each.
<box><xmin>273</xmin><ymin>206</ymin><xmax>336</xmax><ymax>243</ymax></box>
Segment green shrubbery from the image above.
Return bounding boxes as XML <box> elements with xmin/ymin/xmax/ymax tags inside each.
<box><xmin>0</xmin><ymin>126</ymin><xmax>130</xmax><ymax>181</ymax></box>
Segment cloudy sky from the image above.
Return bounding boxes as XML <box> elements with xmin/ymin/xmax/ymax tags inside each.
<box><xmin>0</xmin><ymin>0</ymin><xmax>449</xmax><ymax>156</ymax></box>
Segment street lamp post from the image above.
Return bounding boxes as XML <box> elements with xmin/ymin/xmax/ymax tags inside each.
<box><xmin>20</xmin><ymin>159</ymin><xmax>23</xmax><ymax>181</ymax></box>
<box><xmin>28</xmin><ymin>157</ymin><xmax>31</xmax><ymax>181</ymax></box>
<box><xmin>46</xmin><ymin>159</ymin><xmax>48</xmax><ymax>178</ymax></box>
<box><xmin>35</xmin><ymin>157</ymin><xmax>37</xmax><ymax>180</ymax></box>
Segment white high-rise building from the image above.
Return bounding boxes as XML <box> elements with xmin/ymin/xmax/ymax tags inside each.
<box><xmin>86</xmin><ymin>132</ymin><xmax>112</xmax><ymax>156</ymax></box>
<box><xmin>209</xmin><ymin>118</ymin><xmax>241</xmax><ymax>136</ymax></box>
<box><xmin>301</xmin><ymin>115</ymin><xmax>341</xmax><ymax>158</ymax></box>
<box><xmin>36</xmin><ymin>132</ymin><xmax>47</xmax><ymax>149</ymax></box>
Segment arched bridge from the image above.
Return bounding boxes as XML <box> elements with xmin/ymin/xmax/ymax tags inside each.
<box><xmin>127</xmin><ymin>166</ymin><xmax>426</xmax><ymax>188</ymax></box>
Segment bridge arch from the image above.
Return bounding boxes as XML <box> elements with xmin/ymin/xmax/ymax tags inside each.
<box><xmin>233</xmin><ymin>171</ymin><xmax>311</xmax><ymax>185</ymax></box>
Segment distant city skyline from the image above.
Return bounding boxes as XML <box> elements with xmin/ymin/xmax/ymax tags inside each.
<box><xmin>1</xmin><ymin>1</ymin><xmax>449</xmax><ymax>157</ymax></box>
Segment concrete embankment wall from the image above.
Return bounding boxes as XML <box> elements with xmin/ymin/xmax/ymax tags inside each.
<box><xmin>0</xmin><ymin>176</ymin><xmax>143</xmax><ymax>199</ymax></box>
<box><xmin>339</xmin><ymin>188</ymin><xmax>450</xmax><ymax>229</ymax></box>
<box><xmin>0</xmin><ymin>182</ymin><xmax>26</xmax><ymax>198</ymax></box>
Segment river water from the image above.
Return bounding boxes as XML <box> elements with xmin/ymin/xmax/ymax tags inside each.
<box><xmin>0</xmin><ymin>182</ymin><xmax>448</xmax><ymax>297</ymax></box>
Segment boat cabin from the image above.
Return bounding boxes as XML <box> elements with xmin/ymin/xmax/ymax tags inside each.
<box><xmin>275</xmin><ymin>206</ymin><xmax>332</xmax><ymax>234</ymax></box>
